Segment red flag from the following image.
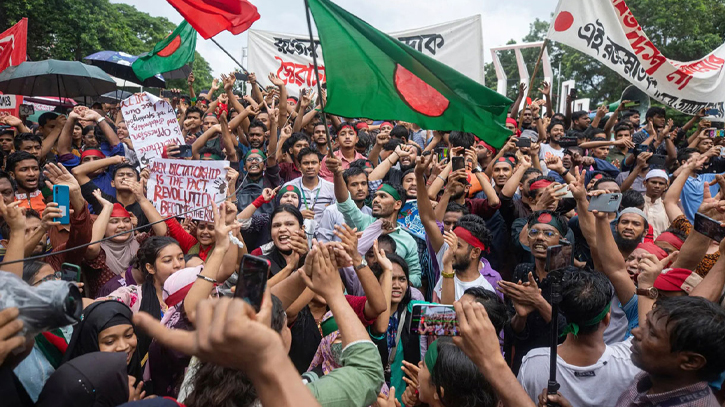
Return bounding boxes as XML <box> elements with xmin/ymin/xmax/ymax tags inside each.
<box><xmin>0</xmin><ymin>18</ymin><xmax>27</xmax><ymax>117</ymax></box>
<box><xmin>0</xmin><ymin>18</ymin><xmax>27</xmax><ymax>73</ymax></box>
<box><xmin>166</xmin><ymin>0</ymin><xmax>260</xmax><ymax>39</ymax></box>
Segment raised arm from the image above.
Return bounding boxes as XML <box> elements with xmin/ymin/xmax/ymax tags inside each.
<box><xmin>671</xmin><ymin>182</ymin><xmax>724</xmax><ymax>271</ymax></box>
<box><xmin>415</xmin><ymin>154</ymin><xmax>445</xmax><ymax>252</ymax></box>
<box><xmin>440</xmin><ymin>231</ymin><xmax>457</xmax><ymax>305</ymax></box>
<box><xmin>620</xmin><ymin>152</ymin><xmax>650</xmax><ymax>193</ymax></box>
<box><xmin>40</xmin><ymin>116</ymin><xmax>64</xmax><ymax>159</ymax></box>
<box><xmin>367</xmin><ymin>131</ymin><xmax>390</xmax><ymax>167</ymax></box>
<box><xmin>85</xmin><ymin>190</ymin><xmax>113</xmax><ymax>261</ymax></box>
<box><xmin>594</xmin><ymin>210</ymin><xmax>635</xmax><ymax>305</ymax></box>
<box><xmin>57</xmin><ymin>110</ymin><xmax>80</xmax><ymax>155</ymax></box>
<box><xmin>292</xmin><ymin>90</ymin><xmax>313</xmax><ymax>133</ymax></box>
<box><xmin>71</xmin><ymin>155</ymin><xmax>125</xmax><ymax>185</ymax></box>
<box><xmin>219</xmin><ymin>114</ymin><xmax>237</xmax><ymax>162</ymax></box>
<box><xmin>191</xmin><ymin>124</ymin><xmax>221</xmax><ymax>159</ymax></box>
<box><xmin>369</xmin><ymin>144</ymin><xmax>408</xmax><ymax>182</ymax></box>
<box><xmin>509</xmin><ymin>83</ymin><xmax>525</xmax><ymax>118</ymax></box>
<box><xmin>84</xmin><ymin>109</ymin><xmax>120</xmax><ymax>147</ymax></box>
<box><xmin>370</xmin><ymin>242</ymin><xmax>393</xmax><ymax>335</ymax></box>
<box><xmin>127</xmin><ymin>179</ymin><xmax>167</xmax><ymax>237</ymax></box>
<box><xmin>0</xmin><ymin>200</ymin><xmax>27</xmax><ymax>278</ymax></box>
<box><xmin>501</xmin><ymin>156</ymin><xmax>531</xmax><ymax>198</ymax></box>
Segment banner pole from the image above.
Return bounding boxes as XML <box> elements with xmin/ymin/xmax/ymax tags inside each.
<box><xmin>518</xmin><ymin>39</ymin><xmax>549</xmax><ymax>132</ymax></box>
<box><xmin>304</xmin><ymin>0</ymin><xmax>334</xmax><ymax>158</ymax></box>
<box><xmin>209</xmin><ymin>37</ymin><xmax>249</xmax><ymax>75</ymax></box>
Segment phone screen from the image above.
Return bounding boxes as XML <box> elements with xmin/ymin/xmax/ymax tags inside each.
<box><xmin>435</xmin><ymin>147</ymin><xmax>449</xmax><ymax>163</ymax></box>
<box><xmin>705</xmin><ymin>108</ymin><xmax>720</xmax><ymax>116</ymax></box>
<box><xmin>235</xmin><ymin>255</ymin><xmax>270</xmax><ymax>311</ymax></box>
<box><xmin>694</xmin><ymin>213</ymin><xmax>725</xmax><ymax>243</ymax></box>
<box><xmin>53</xmin><ymin>185</ymin><xmax>70</xmax><ymax>225</ymax></box>
<box><xmin>517</xmin><ymin>138</ymin><xmax>531</xmax><ymax>148</ymax></box>
<box><xmin>177</xmin><ymin>145</ymin><xmax>192</xmax><ymax>158</ymax></box>
<box><xmin>452</xmin><ymin>156</ymin><xmax>465</xmax><ymax>171</ymax></box>
<box><xmin>60</xmin><ymin>263</ymin><xmax>81</xmax><ymax>282</ymax></box>
<box><xmin>410</xmin><ymin>304</ymin><xmax>459</xmax><ymax>336</ymax></box>
<box><xmin>546</xmin><ymin>242</ymin><xmax>572</xmax><ymax>273</ymax></box>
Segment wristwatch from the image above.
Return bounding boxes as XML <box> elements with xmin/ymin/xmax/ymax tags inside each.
<box><xmin>354</xmin><ymin>263</ymin><xmax>367</xmax><ymax>272</ymax></box>
<box><xmin>472</xmin><ymin>166</ymin><xmax>483</xmax><ymax>174</ymax></box>
<box><xmin>96</xmin><ymin>116</ymin><xmax>107</xmax><ymax>124</ymax></box>
<box><xmin>636</xmin><ymin>287</ymin><xmax>659</xmax><ymax>299</ymax></box>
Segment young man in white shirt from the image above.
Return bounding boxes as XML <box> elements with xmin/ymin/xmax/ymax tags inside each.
<box><xmin>434</xmin><ymin>214</ymin><xmax>496</xmax><ymax>303</ymax></box>
<box><xmin>517</xmin><ymin>268</ymin><xmax>640</xmax><ymax>407</ymax></box>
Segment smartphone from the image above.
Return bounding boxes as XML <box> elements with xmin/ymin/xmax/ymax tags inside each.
<box><xmin>559</xmin><ymin>137</ymin><xmax>578</xmax><ymax>148</ymax></box>
<box><xmin>709</xmin><ymin>129</ymin><xmax>725</xmax><ymax>138</ymax></box>
<box><xmin>53</xmin><ymin>185</ymin><xmax>70</xmax><ymax>225</ymax></box>
<box><xmin>705</xmin><ymin>108</ymin><xmax>720</xmax><ymax>116</ymax></box>
<box><xmin>234</xmin><ymin>254</ymin><xmax>271</xmax><ymax>311</ymax></box>
<box><xmin>556</xmin><ymin>184</ymin><xmax>574</xmax><ymax>199</ymax></box>
<box><xmin>60</xmin><ymin>263</ymin><xmax>81</xmax><ymax>282</ymax></box>
<box><xmin>588</xmin><ymin>193</ymin><xmax>623</xmax><ymax>213</ymax></box>
<box><xmin>569</xmin><ymin>88</ymin><xmax>578</xmax><ymax>99</ymax></box>
<box><xmin>435</xmin><ymin>146</ymin><xmax>449</xmax><ymax>162</ymax></box>
<box><xmin>647</xmin><ymin>154</ymin><xmax>666</xmax><ymax>168</ymax></box>
<box><xmin>517</xmin><ymin>137</ymin><xmax>532</xmax><ymax>148</ymax></box>
<box><xmin>546</xmin><ymin>241</ymin><xmax>572</xmax><ymax>273</ymax></box>
<box><xmin>694</xmin><ymin>213</ymin><xmax>725</xmax><ymax>242</ymax></box>
<box><xmin>410</xmin><ymin>304</ymin><xmax>459</xmax><ymax>336</ymax></box>
<box><xmin>452</xmin><ymin>156</ymin><xmax>465</xmax><ymax>171</ymax></box>
<box><xmin>161</xmin><ymin>90</ymin><xmax>174</xmax><ymax>98</ymax></box>
<box><xmin>623</xmin><ymin>101</ymin><xmax>641</xmax><ymax>108</ymax></box>
<box><xmin>177</xmin><ymin>145</ymin><xmax>192</xmax><ymax>158</ymax></box>
<box><xmin>634</xmin><ymin>144</ymin><xmax>650</xmax><ymax>157</ymax></box>
<box><xmin>234</xmin><ymin>72</ymin><xmax>249</xmax><ymax>82</ymax></box>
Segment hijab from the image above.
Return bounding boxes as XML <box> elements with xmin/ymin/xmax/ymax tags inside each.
<box><xmin>63</xmin><ymin>300</ymin><xmax>142</xmax><ymax>379</ymax></box>
<box><xmin>101</xmin><ymin>232</ymin><xmax>140</xmax><ymax>277</ymax></box>
<box><xmin>37</xmin><ymin>352</ymin><xmax>129</xmax><ymax>407</ymax></box>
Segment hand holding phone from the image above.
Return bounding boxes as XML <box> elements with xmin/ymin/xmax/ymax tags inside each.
<box><xmin>546</xmin><ymin>241</ymin><xmax>572</xmax><ymax>273</ymax></box>
<box><xmin>177</xmin><ymin>145</ymin><xmax>193</xmax><ymax>158</ymax></box>
<box><xmin>234</xmin><ymin>255</ymin><xmax>270</xmax><ymax>311</ymax></box>
<box><xmin>451</xmin><ymin>156</ymin><xmax>465</xmax><ymax>171</ymax></box>
<box><xmin>53</xmin><ymin>185</ymin><xmax>70</xmax><ymax>225</ymax></box>
<box><xmin>588</xmin><ymin>193</ymin><xmax>623</xmax><ymax>213</ymax></box>
<box><xmin>517</xmin><ymin>137</ymin><xmax>532</xmax><ymax>148</ymax></box>
<box><xmin>60</xmin><ymin>263</ymin><xmax>81</xmax><ymax>282</ymax></box>
<box><xmin>694</xmin><ymin>213</ymin><xmax>725</xmax><ymax>242</ymax></box>
<box><xmin>410</xmin><ymin>304</ymin><xmax>459</xmax><ymax>336</ymax></box>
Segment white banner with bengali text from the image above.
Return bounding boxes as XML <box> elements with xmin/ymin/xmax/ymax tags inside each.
<box><xmin>146</xmin><ymin>158</ymin><xmax>229</xmax><ymax>222</ymax></box>
<box><xmin>247</xmin><ymin>15</ymin><xmax>484</xmax><ymax>95</ymax></box>
<box><xmin>548</xmin><ymin>0</ymin><xmax>725</xmax><ymax>121</ymax></box>
<box><xmin>120</xmin><ymin>92</ymin><xmax>185</xmax><ymax>167</ymax></box>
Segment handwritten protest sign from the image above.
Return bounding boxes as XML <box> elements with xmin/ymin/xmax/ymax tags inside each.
<box><xmin>120</xmin><ymin>92</ymin><xmax>184</xmax><ymax>167</ymax></box>
<box><xmin>146</xmin><ymin>158</ymin><xmax>229</xmax><ymax>221</ymax></box>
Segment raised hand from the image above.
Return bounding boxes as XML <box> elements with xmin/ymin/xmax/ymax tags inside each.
<box><xmin>262</xmin><ymin>186</ymin><xmax>280</xmax><ymax>202</ymax></box>
<box><xmin>187</xmin><ymin>71</ymin><xmax>195</xmax><ymax>86</ymax></box>
<box><xmin>442</xmin><ymin>230</ymin><xmax>458</xmax><ymax>268</ymax></box>
<box><xmin>538</xmin><ymin>81</ymin><xmax>551</xmax><ymax>96</ymax></box>
<box><xmin>40</xmin><ymin>202</ymin><xmax>62</xmax><ymax>230</ymax></box>
<box><xmin>414</xmin><ymin>153</ymin><xmax>434</xmax><ymax>177</ymax></box>
<box><xmin>268</xmin><ymin>72</ymin><xmax>285</xmax><ymax>87</ymax></box>
<box><xmin>92</xmin><ymin>189</ymin><xmax>113</xmax><ymax>208</ymax></box>
<box><xmin>497</xmin><ymin>272</ymin><xmax>541</xmax><ymax>317</ymax></box>
<box><xmin>43</xmin><ymin>163</ymin><xmax>81</xmax><ymax>193</ymax></box>
<box><xmin>373</xmin><ymin>239</ymin><xmax>393</xmax><ymax>271</ymax></box>
<box><xmin>333</xmin><ymin>224</ymin><xmax>361</xmax><ymax>264</ymax></box>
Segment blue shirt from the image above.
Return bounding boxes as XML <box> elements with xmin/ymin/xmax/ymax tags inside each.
<box><xmin>681</xmin><ymin>173</ymin><xmax>722</xmax><ymax>223</ymax></box>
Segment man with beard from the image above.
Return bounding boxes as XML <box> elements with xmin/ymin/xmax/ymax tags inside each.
<box><xmin>367</xmin><ymin>141</ymin><xmax>419</xmax><ymax>187</ymax></box>
<box><xmin>498</xmin><ymin>210</ymin><xmax>571</xmax><ymax>373</ymax></box>
<box><xmin>246</xmin><ymin>120</ymin><xmax>268</xmax><ymax>151</ymax></box>
<box><xmin>236</xmin><ymin>148</ymin><xmax>281</xmax><ymax>214</ymax></box>
<box><xmin>539</xmin><ymin>121</ymin><xmax>566</xmax><ymax>176</ymax></box>
<box><xmin>633</xmin><ymin>107</ymin><xmax>667</xmax><ymax>146</ymax></box>
<box><xmin>311</xmin><ymin>123</ymin><xmax>330</xmax><ymax>157</ymax></box>
<box><xmin>330</xmin><ymin>155</ymin><xmax>422</xmax><ymax>287</ymax></box>
<box><xmin>642</xmin><ymin>169</ymin><xmax>670</xmax><ymax>237</ymax></box>
<box><xmin>435</xmin><ymin>215</ymin><xmax>496</xmax><ymax>303</ymax></box>
<box><xmin>474</xmin><ymin>140</ymin><xmax>496</xmax><ymax>170</ymax></box>
<box><xmin>319</xmin><ymin>122</ymin><xmax>365</xmax><ymax>182</ymax></box>
<box><xmin>316</xmin><ymin>166</ymin><xmax>371</xmax><ymax>243</ymax></box>
<box><xmin>566</xmin><ymin>110</ymin><xmax>592</xmax><ymax>138</ymax></box>
<box><xmin>614</xmin><ymin>208</ymin><xmax>649</xmax><ymax>258</ymax></box>
<box><xmin>7</xmin><ymin>151</ymin><xmax>45</xmax><ymax>213</ymax></box>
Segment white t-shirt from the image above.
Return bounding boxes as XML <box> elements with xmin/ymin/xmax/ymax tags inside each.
<box><xmin>539</xmin><ymin>143</ymin><xmax>565</xmax><ymax>176</ymax></box>
<box><xmin>517</xmin><ymin>338</ymin><xmax>641</xmax><ymax>407</ymax></box>
<box><xmin>433</xmin><ymin>273</ymin><xmax>495</xmax><ymax>301</ymax></box>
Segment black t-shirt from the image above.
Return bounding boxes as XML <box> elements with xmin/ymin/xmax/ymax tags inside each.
<box><xmin>289</xmin><ymin>306</ymin><xmax>323</xmax><ymax>373</ymax></box>
<box><xmin>80</xmin><ymin>180</ymin><xmax>150</xmax><ymax>232</ymax></box>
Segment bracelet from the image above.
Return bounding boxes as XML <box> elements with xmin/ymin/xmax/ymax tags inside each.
<box><xmin>97</xmin><ymin>116</ymin><xmax>107</xmax><ymax>124</ymax></box>
<box><xmin>560</xmin><ymin>169</ymin><xmax>569</xmax><ymax>177</ymax></box>
<box><xmin>197</xmin><ymin>274</ymin><xmax>217</xmax><ymax>283</ymax></box>
<box><xmin>437</xmin><ymin>175</ymin><xmax>446</xmax><ymax>182</ymax></box>
<box><xmin>354</xmin><ymin>263</ymin><xmax>367</xmax><ymax>272</ymax></box>
<box><xmin>229</xmin><ymin>232</ymin><xmax>244</xmax><ymax>249</ymax></box>
<box><xmin>441</xmin><ymin>271</ymin><xmax>455</xmax><ymax>279</ymax></box>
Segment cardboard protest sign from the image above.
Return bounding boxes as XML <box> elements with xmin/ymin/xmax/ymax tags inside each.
<box><xmin>120</xmin><ymin>92</ymin><xmax>184</xmax><ymax>167</ymax></box>
<box><xmin>146</xmin><ymin>158</ymin><xmax>229</xmax><ymax>222</ymax></box>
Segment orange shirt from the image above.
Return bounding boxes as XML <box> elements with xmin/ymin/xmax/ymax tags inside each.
<box><xmin>15</xmin><ymin>190</ymin><xmax>46</xmax><ymax>214</ymax></box>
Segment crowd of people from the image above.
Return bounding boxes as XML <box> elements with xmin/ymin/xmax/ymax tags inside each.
<box><xmin>0</xmin><ymin>68</ymin><xmax>724</xmax><ymax>407</ymax></box>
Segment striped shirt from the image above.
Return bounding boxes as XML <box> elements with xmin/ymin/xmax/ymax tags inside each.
<box><xmin>616</xmin><ymin>373</ymin><xmax>719</xmax><ymax>407</ymax></box>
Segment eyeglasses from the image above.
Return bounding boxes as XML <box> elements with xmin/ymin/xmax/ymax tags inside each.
<box><xmin>528</xmin><ymin>228</ymin><xmax>559</xmax><ymax>239</ymax></box>
<box><xmin>33</xmin><ymin>272</ymin><xmax>61</xmax><ymax>286</ymax></box>
<box><xmin>246</xmin><ymin>156</ymin><xmax>263</xmax><ymax>163</ymax></box>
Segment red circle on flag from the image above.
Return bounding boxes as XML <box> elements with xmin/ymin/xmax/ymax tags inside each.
<box><xmin>393</xmin><ymin>64</ymin><xmax>450</xmax><ymax>117</ymax></box>
<box><xmin>538</xmin><ymin>213</ymin><xmax>553</xmax><ymax>224</ymax></box>
<box><xmin>157</xmin><ymin>35</ymin><xmax>181</xmax><ymax>57</ymax></box>
<box><xmin>554</xmin><ymin>11</ymin><xmax>574</xmax><ymax>32</ymax></box>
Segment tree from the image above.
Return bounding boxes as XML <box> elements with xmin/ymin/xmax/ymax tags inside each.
<box><xmin>485</xmin><ymin>0</ymin><xmax>725</xmax><ymax>113</ymax></box>
<box><xmin>0</xmin><ymin>0</ymin><xmax>213</xmax><ymax>93</ymax></box>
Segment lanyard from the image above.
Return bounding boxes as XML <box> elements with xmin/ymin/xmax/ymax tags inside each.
<box><xmin>299</xmin><ymin>182</ymin><xmax>322</xmax><ymax>211</ymax></box>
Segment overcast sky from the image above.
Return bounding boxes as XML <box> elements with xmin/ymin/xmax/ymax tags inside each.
<box><xmin>111</xmin><ymin>0</ymin><xmax>559</xmax><ymax>78</ymax></box>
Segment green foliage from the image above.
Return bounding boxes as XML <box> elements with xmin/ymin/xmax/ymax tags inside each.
<box><xmin>486</xmin><ymin>0</ymin><xmax>725</xmax><ymax>114</ymax></box>
<box><xmin>0</xmin><ymin>0</ymin><xmax>213</xmax><ymax>92</ymax></box>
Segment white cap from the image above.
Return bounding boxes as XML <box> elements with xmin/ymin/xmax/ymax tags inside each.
<box><xmin>645</xmin><ymin>169</ymin><xmax>669</xmax><ymax>183</ymax></box>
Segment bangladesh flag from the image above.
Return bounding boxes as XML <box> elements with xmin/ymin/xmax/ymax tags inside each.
<box><xmin>307</xmin><ymin>0</ymin><xmax>513</xmax><ymax>148</ymax></box>
<box><xmin>132</xmin><ymin>21</ymin><xmax>197</xmax><ymax>81</ymax></box>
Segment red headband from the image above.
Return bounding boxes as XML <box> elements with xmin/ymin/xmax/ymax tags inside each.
<box><xmin>494</xmin><ymin>156</ymin><xmax>515</xmax><ymax>168</ymax></box>
<box><xmin>478</xmin><ymin>140</ymin><xmax>495</xmax><ymax>155</ymax></box>
<box><xmin>287</xmin><ymin>98</ymin><xmax>297</xmax><ymax>103</ymax></box>
<box><xmin>110</xmin><ymin>203</ymin><xmax>131</xmax><ymax>218</ymax></box>
<box><xmin>454</xmin><ymin>227</ymin><xmax>487</xmax><ymax>252</ymax></box>
<box><xmin>81</xmin><ymin>149</ymin><xmax>106</xmax><ymax>160</ymax></box>
<box><xmin>655</xmin><ymin>232</ymin><xmax>684</xmax><ymax>250</ymax></box>
<box><xmin>338</xmin><ymin>124</ymin><xmax>354</xmax><ymax>133</ymax></box>
<box><xmin>356</xmin><ymin>122</ymin><xmax>369</xmax><ymax>130</ymax></box>
<box><xmin>380</xmin><ymin>121</ymin><xmax>393</xmax><ymax>128</ymax></box>
<box><xmin>529</xmin><ymin>179</ymin><xmax>553</xmax><ymax>191</ymax></box>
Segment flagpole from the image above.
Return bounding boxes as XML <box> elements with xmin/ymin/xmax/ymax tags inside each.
<box><xmin>209</xmin><ymin>37</ymin><xmax>249</xmax><ymax>75</ymax></box>
<box><xmin>517</xmin><ymin>39</ymin><xmax>549</xmax><ymax>132</ymax></box>
<box><xmin>304</xmin><ymin>0</ymin><xmax>334</xmax><ymax>158</ymax></box>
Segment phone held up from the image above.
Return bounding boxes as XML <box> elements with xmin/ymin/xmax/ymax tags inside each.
<box><xmin>588</xmin><ymin>193</ymin><xmax>623</xmax><ymax>213</ymax></box>
<box><xmin>53</xmin><ymin>185</ymin><xmax>70</xmax><ymax>225</ymax></box>
<box><xmin>451</xmin><ymin>156</ymin><xmax>465</xmax><ymax>172</ymax></box>
<box><xmin>546</xmin><ymin>240</ymin><xmax>572</xmax><ymax>273</ymax></box>
<box><xmin>234</xmin><ymin>254</ymin><xmax>271</xmax><ymax>312</ymax></box>
<box><xmin>694</xmin><ymin>213</ymin><xmax>725</xmax><ymax>243</ymax></box>
<box><xmin>60</xmin><ymin>263</ymin><xmax>82</xmax><ymax>282</ymax></box>
<box><xmin>410</xmin><ymin>304</ymin><xmax>459</xmax><ymax>336</ymax></box>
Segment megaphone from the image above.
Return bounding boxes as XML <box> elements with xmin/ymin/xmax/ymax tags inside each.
<box><xmin>590</xmin><ymin>85</ymin><xmax>650</xmax><ymax>125</ymax></box>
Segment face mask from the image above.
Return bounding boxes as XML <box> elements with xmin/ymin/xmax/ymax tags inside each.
<box><xmin>330</xmin><ymin>342</ymin><xmax>343</xmax><ymax>366</ymax></box>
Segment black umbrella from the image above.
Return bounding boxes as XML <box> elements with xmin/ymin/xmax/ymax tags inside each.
<box><xmin>84</xmin><ymin>51</ymin><xmax>166</xmax><ymax>88</ymax></box>
<box><xmin>94</xmin><ymin>90</ymin><xmax>134</xmax><ymax>104</ymax></box>
<box><xmin>0</xmin><ymin>60</ymin><xmax>117</xmax><ymax>98</ymax></box>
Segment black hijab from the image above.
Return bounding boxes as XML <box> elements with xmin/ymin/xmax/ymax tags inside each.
<box><xmin>37</xmin><ymin>352</ymin><xmax>129</xmax><ymax>407</ymax></box>
<box><xmin>63</xmin><ymin>300</ymin><xmax>142</xmax><ymax>379</ymax></box>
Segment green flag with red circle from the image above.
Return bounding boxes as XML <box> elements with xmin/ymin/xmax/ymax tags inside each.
<box><xmin>307</xmin><ymin>0</ymin><xmax>513</xmax><ymax>148</ymax></box>
<box><xmin>132</xmin><ymin>21</ymin><xmax>197</xmax><ymax>81</ymax></box>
